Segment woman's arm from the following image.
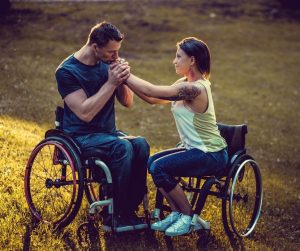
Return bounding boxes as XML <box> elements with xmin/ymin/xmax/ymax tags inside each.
<box><xmin>126</xmin><ymin>82</ymin><xmax>170</xmax><ymax>105</ymax></box>
<box><xmin>126</xmin><ymin>74</ymin><xmax>203</xmax><ymax>101</ymax></box>
<box><xmin>116</xmin><ymin>84</ymin><xmax>134</xmax><ymax>107</ymax></box>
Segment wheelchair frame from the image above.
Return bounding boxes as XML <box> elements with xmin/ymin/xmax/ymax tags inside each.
<box><xmin>152</xmin><ymin>123</ymin><xmax>263</xmax><ymax>238</ymax></box>
<box><xmin>24</xmin><ymin>106</ymin><xmax>263</xmax><ymax>239</ymax></box>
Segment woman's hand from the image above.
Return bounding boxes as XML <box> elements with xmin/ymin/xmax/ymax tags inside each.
<box><xmin>108</xmin><ymin>60</ymin><xmax>130</xmax><ymax>86</ymax></box>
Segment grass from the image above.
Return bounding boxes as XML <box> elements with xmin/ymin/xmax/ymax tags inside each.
<box><xmin>0</xmin><ymin>0</ymin><xmax>300</xmax><ymax>250</ymax></box>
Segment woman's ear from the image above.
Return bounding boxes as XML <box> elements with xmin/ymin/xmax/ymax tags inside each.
<box><xmin>190</xmin><ymin>56</ymin><xmax>196</xmax><ymax>66</ymax></box>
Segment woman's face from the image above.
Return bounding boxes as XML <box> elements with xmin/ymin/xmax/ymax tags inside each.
<box><xmin>173</xmin><ymin>48</ymin><xmax>192</xmax><ymax>75</ymax></box>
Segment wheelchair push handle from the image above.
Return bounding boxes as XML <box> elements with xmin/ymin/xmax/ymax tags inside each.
<box><xmin>55</xmin><ymin>106</ymin><xmax>64</xmax><ymax>130</ymax></box>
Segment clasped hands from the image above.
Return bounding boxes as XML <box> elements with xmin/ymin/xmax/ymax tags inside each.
<box><xmin>108</xmin><ymin>58</ymin><xmax>130</xmax><ymax>86</ymax></box>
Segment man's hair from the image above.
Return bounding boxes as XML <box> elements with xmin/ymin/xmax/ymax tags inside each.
<box><xmin>177</xmin><ymin>37</ymin><xmax>211</xmax><ymax>79</ymax></box>
<box><xmin>88</xmin><ymin>21</ymin><xmax>124</xmax><ymax>47</ymax></box>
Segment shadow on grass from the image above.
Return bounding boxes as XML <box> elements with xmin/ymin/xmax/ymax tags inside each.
<box><xmin>22</xmin><ymin>216</ymin><xmax>39</xmax><ymax>251</ymax></box>
<box><xmin>22</xmin><ymin>216</ymin><xmax>90</xmax><ymax>251</ymax></box>
<box><xmin>227</xmin><ymin>236</ymin><xmax>246</xmax><ymax>251</ymax></box>
<box><xmin>103</xmin><ymin>230</ymin><xmax>160</xmax><ymax>250</ymax></box>
<box><xmin>22</xmin><ymin>217</ymin><xmax>247</xmax><ymax>251</ymax></box>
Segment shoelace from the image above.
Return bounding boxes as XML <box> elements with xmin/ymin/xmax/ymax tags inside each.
<box><xmin>168</xmin><ymin>213</ymin><xmax>189</xmax><ymax>229</ymax></box>
<box><xmin>160</xmin><ymin>212</ymin><xmax>178</xmax><ymax>223</ymax></box>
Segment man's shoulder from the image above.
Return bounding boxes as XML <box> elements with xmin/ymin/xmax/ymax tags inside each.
<box><xmin>56</xmin><ymin>55</ymin><xmax>76</xmax><ymax>72</ymax></box>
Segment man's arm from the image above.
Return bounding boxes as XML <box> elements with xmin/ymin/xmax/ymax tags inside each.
<box><xmin>126</xmin><ymin>74</ymin><xmax>203</xmax><ymax>101</ymax></box>
<box><xmin>64</xmin><ymin>63</ymin><xmax>130</xmax><ymax>122</ymax></box>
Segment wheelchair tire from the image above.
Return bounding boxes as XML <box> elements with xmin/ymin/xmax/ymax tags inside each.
<box><xmin>24</xmin><ymin>136</ymin><xmax>84</xmax><ymax>230</ymax></box>
<box><xmin>222</xmin><ymin>154</ymin><xmax>263</xmax><ymax>237</ymax></box>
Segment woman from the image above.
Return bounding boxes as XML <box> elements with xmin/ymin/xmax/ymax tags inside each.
<box><xmin>125</xmin><ymin>37</ymin><xmax>228</xmax><ymax>236</ymax></box>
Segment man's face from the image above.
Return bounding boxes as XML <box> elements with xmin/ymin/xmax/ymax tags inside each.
<box><xmin>94</xmin><ymin>40</ymin><xmax>122</xmax><ymax>64</ymax></box>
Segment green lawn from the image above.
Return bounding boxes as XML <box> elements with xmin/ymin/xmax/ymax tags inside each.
<box><xmin>0</xmin><ymin>0</ymin><xmax>299</xmax><ymax>250</ymax></box>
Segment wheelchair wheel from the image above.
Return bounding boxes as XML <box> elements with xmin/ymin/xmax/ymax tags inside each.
<box><xmin>24</xmin><ymin>137</ymin><xmax>84</xmax><ymax>229</ymax></box>
<box><xmin>222</xmin><ymin>154</ymin><xmax>263</xmax><ymax>237</ymax></box>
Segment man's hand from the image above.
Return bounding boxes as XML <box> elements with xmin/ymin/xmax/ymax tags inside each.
<box><xmin>108</xmin><ymin>61</ymin><xmax>130</xmax><ymax>86</ymax></box>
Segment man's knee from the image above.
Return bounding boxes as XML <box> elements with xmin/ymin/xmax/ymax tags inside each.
<box><xmin>132</xmin><ymin>137</ymin><xmax>150</xmax><ymax>159</ymax></box>
<box><xmin>111</xmin><ymin>139</ymin><xmax>133</xmax><ymax>160</ymax></box>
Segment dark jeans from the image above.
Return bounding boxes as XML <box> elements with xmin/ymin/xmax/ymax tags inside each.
<box><xmin>148</xmin><ymin>147</ymin><xmax>228</xmax><ymax>193</ymax></box>
<box><xmin>74</xmin><ymin>132</ymin><xmax>150</xmax><ymax>215</ymax></box>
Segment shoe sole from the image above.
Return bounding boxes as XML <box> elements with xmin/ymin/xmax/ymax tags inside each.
<box><xmin>151</xmin><ymin>225</ymin><xmax>169</xmax><ymax>231</ymax></box>
<box><xmin>165</xmin><ymin>226</ymin><xmax>211</xmax><ymax>237</ymax></box>
<box><xmin>165</xmin><ymin>230</ymin><xmax>191</xmax><ymax>237</ymax></box>
<box><xmin>151</xmin><ymin>221</ymin><xmax>178</xmax><ymax>231</ymax></box>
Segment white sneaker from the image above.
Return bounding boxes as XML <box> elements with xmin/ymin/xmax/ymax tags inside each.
<box><xmin>151</xmin><ymin>211</ymin><xmax>180</xmax><ymax>231</ymax></box>
<box><xmin>190</xmin><ymin>214</ymin><xmax>210</xmax><ymax>231</ymax></box>
<box><xmin>165</xmin><ymin>214</ymin><xmax>192</xmax><ymax>237</ymax></box>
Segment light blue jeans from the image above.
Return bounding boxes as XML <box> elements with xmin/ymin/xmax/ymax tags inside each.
<box><xmin>74</xmin><ymin>132</ymin><xmax>150</xmax><ymax>216</ymax></box>
<box><xmin>148</xmin><ymin>147</ymin><xmax>228</xmax><ymax>193</ymax></box>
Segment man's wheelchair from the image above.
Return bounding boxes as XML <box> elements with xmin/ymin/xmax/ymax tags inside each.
<box><xmin>152</xmin><ymin>123</ymin><xmax>263</xmax><ymax>238</ymax></box>
<box><xmin>24</xmin><ymin>106</ymin><xmax>149</xmax><ymax>233</ymax></box>
<box><xmin>24</xmin><ymin>106</ymin><xmax>262</xmax><ymax>239</ymax></box>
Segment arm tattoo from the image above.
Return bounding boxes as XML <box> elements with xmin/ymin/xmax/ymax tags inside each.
<box><xmin>158</xmin><ymin>85</ymin><xmax>202</xmax><ymax>101</ymax></box>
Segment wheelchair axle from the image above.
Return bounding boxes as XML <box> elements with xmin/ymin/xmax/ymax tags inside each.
<box><xmin>45</xmin><ymin>178</ymin><xmax>75</xmax><ymax>188</ymax></box>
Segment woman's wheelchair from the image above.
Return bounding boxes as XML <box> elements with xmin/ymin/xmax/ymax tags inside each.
<box><xmin>152</xmin><ymin>123</ymin><xmax>263</xmax><ymax>238</ymax></box>
<box><xmin>24</xmin><ymin>106</ymin><xmax>149</xmax><ymax>232</ymax></box>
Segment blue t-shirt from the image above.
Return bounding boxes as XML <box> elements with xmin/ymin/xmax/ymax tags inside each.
<box><xmin>55</xmin><ymin>55</ymin><xmax>116</xmax><ymax>135</ymax></box>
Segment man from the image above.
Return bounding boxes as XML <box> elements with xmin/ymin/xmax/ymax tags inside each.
<box><xmin>55</xmin><ymin>21</ymin><xmax>149</xmax><ymax>232</ymax></box>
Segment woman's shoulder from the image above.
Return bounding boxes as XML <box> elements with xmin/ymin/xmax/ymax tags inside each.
<box><xmin>195</xmin><ymin>78</ymin><xmax>211</xmax><ymax>85</ymax></box>
<box><xmin>172</xmin><ymin>77</ymin><xmax>187</xmax><ymax>85</ymax></box>
<box><xmin>193</xmin><ymin>79</ymin><xmax>212</xmax><ymax>91</ymax></box>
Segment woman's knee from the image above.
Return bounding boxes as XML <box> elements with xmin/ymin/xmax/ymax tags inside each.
<box><xmin>149</xmin><ymin>162</ymin><xmax>177</xmax><ymax>192</ymax></box>
<box><xmin>148</xmin><ymin>161</ymin><xmax>166</xmax><ymax>180</ymax></box>
<box><xmin>148</xmin><ymin>161</ymin><xmax>156</xmax><ymax>175</ymax></box>
<box><xmin>147</xmin><ymin>155</ymin><xmax>156</xmax><ymax>170</ymax></box>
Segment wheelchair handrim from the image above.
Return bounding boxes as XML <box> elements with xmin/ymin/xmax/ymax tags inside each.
<box><xmin>229</xmin><ymin>159</ymin><xmax>263</xmax><ymax>237</ymax></box>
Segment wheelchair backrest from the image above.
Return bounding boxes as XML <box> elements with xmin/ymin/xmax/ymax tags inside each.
<box><xmin>217</xmin><ymin>123</ymin><xmax>248</xmax><ymax>159</ymax></box>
